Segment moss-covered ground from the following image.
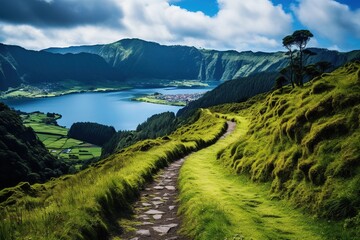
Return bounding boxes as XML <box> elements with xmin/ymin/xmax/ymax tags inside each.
<box><xmin>180</xmin><ymin>61</ymin><xmax>359</xmax><ymax>239</ymax></box>
<box><xmin>178</xmin><ymin>115</ymin><xmax>350</xmax><ymax>239</ymax></box>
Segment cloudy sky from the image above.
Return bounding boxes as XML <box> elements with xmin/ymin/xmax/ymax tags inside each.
<box><xmin>0</xmin><ymin>0</ymin><xmax>359</xmax><ymax>52</ymax></box>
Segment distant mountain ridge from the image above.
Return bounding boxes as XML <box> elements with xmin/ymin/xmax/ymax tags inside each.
<box><xmin>1</xmin><ymin>38</ymin><xmax>359</xmax><ymax>91</ymax></box>
<box><xmin>45</xmin><ymin>38</ymin><xmax>360</xmax><ymax>81</ymax></box>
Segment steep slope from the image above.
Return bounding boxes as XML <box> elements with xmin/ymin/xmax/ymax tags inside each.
<box><xmin>0</xmin><ymin>43</ymin><xmax>122</xmax><ymax>90</ymax></box>
<box><xmin>211</xmin><ymin>61</ymin><xmax>360</xmax><ymax>226</ymax></box>
<box><xmin>45</xmin><ymin>39</ymin><xmax>360</xmax><ymax>82</ymax></box>
<box><xmin>178</xmin><ymin>71</ymin><xmax>278</xmax><ymax>116</ymax></box>
<box><xmin>0</xmin><ymin>109</ymin><xmax>227</xmax><ymax>239</ymax></box>
<box><xmin>0</xmin><ymin>103</ymin><xmax>68</xmax><ymax>189</ymax></box>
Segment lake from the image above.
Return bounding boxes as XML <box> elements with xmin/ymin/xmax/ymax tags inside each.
<box><xmin>2</xmin><ymin>87</ymin><xmax>212</xmax><ymax>130</ymax></box>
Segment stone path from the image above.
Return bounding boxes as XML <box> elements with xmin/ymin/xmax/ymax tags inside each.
<box><xmin>119</xmin><ymin>158</ymin><xmax>189</xmax><ymax>240</ymax></box>
<box><xmin>118</xmin><ymin>121</ymin><xmax>236</xmax><ymax>240</ymax></box>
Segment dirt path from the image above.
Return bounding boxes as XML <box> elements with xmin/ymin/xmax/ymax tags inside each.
<box><xmin>116</xmin><ymin>121</ymin><xmax>236</xmax><ymax>240</ymax></box>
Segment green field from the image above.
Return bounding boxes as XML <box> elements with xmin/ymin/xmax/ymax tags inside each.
<box><xmin>22</xmin><ymin>112</ymin><xmax>101</xmax><ymax>168</ymax></box>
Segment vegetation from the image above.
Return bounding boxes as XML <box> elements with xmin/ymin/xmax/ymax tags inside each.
<box><xmin>22</xmin><ymin>112</ymin><xmax>102</xmax><ymax>171</ymax></box>
<box><xmin>204</xmin><ymin>61</ymin><xmax>360</xmax><ymax>238</ymax></box>
<box><xmin>102</xmin><ymin>112</ymin><xmax>181</xmax><ymax>157</ymax></box>
<box><xmin>281</xmin><ymin>29</ymin><xmax>314</xmax><ymax>87</ymax></box>
<box><xmin>0</xmin><ymin>109</ymin><xmax>226</xmax><ymax>239</ymax></box>
<box><xmin>178</xmin><ymin>72</ymin><xmax>278</xmax><ymax>117</ymax></box>
<box><xmin>0</xmin><ymin>104</ymin><xmax>69</xmax><ymax>189</ymax></box>
<box><xmin>178</xmin><ymin>115</ymin><xmax>344</xmax><ymax>239</ymax></box>
<box><xmin>68</xmin><ymin>122</ymin><xmax>116</xmax><ymax>146</ymax></box>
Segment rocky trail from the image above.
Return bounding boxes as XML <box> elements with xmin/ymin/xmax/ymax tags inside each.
<box><xmin>116</xmin><ymin>121</ymin><xmax>236</xmax><ymax>240</ymax></box>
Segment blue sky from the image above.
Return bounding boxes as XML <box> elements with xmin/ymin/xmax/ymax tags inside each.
<box><xmin>0</xmin><ymin>0</ymin><xmax>359</xmax><ymax>52</ymax></box>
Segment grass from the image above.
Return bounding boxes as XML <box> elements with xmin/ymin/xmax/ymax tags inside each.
<box><xmin>133</xmin><ymin>96</ymin><xmax>186</xmax><ymax>106</ymax></box>
<box><xmin>0</xmin><ymin>109</ymin><xmax>227</xmax><ymax>239</ymax></box>
<box><xmin>198</xmin><ymin>61</ymin><xmax>360</xmax><ymax>238</ymax></box>
<box><xmin>0</xmin><ymin>81</ymin><xmax>131</xmax><ymax>100</ymax></box>
<box><xmin>179</xmin><ymin>114</ymin><xmax>354</xmax><ymax>239</ymax></box>
<box><xmin>21</xmin><ymin>112</ymin><xmax>102</xmax><ymax>165</ymax></box>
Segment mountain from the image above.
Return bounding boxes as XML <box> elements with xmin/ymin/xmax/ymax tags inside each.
<box><xmin>0</xmin><ymin>43</ymin><xmax>122</xmax><ymax>91</ymax></box>
<box><xmin>1</xmin><ymin>39</ymin><xmax>359</xmax><ymax>91</ymax></box>
<box><xmin>0</xmin><ymin>103</ymin><xmax>68</xmax><ymax>189</ymax></box>
<box><xmin>45</xmin><ymin>38</ymin><xmax>360</xmax><ymax>81</ymax></box>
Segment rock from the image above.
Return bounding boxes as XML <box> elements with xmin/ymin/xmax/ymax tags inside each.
<box><xmin>152</xmin><ymin>201</ymin><xmax>163</xmax><ymax>205</ymax></box>
<box><xmin>165</xmin><ymin>186</ymin><xmax>176</xmax><ymax>190</ymax></box>
<box><xmin>153</xmin><ymin>214</ymin><xmax>163</xmax><ymax>220</ymax></box>
<box><xmin>136</xmin><ymin>229</ymin><xmax>151</xmax><ymax>236</ymax></box>
<box><xmin>137</xmin><ymin>215</ymin><xmax>150</xmax><ymax>220</ymax></box>
<box><xmin>142</xmin><ymin>203</ymin><xmax>152</xmax><ymax>207</ymax></box>
<box><xmin>169</xmin><ymin>205</ymin><xmax>175</xmax><ymax>210</ymax></box>
<box><xmin>154</xmin><ymin>186</ymin><xmax>164</xmax><ymax>190</ymax></box>
<box><xmin>141</xmin><ymin>222</ymin><xmax>154</xmax><ymax>226</ymax></box>
<box><xmin>145</xmin><ymin>209</ymin><xmax>165</xmax><ymax>215</ymax></box>
<box><xmin>130</xmin><ymin>237</ymin><xmax>139</xmax><ymax>240</ymax></box>
<box><xmin>165</xmin><ymin>237</ymin><xmax>179</xmax><ymax>240</ymax></box>
<box><xmin>152</xmin><ymin>197</ymin><xmax>162</xmax><ymax>201</ymax></box>
<box><xmin>152</xmin><ymin>224</ymin><xmax>178</xmax><ymax>235</ymax></box>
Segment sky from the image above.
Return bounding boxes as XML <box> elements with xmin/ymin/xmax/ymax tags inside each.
<box><xmin>0</xmin><ymin>0</ymin><xmax>359</xmax><ymax>52</ymax></box>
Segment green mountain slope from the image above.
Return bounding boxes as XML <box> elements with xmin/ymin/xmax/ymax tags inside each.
<box><xmin>0</xmin><ymin>43</ymin><xmax>122</xmax><ymax>91</ymax></box>
<box><xmin>0</xmin><ymin>103</ymin><xmax>68</xmax><ymax>189</ymax></box>
<box><xmin>45</xmin><ymin>38</ymin><xmax>360</xmax><ymax>82</ymax></box>
<box><xmin>218</xmin><ymin>61</ymin><xmax>359</xmax><ymax>220</ymax></box>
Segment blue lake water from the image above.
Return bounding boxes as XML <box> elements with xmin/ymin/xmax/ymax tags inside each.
<box><xmin>2</xmin><ymin>87</ymin><xmax>212</xmax><ymax>130</ymax></box>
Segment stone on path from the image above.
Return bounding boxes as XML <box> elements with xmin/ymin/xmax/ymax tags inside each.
<box><xmin>142</xmin><ymin>202</ymin><xmax>151</xmax><ymax>207</ymax></box>
<box><xmin>154</xmin><ymin>186</ymin><xmax>165</xmax><ymax>190</ymax></box>
<box><xmin>165</xmin><ymin>186</ymin><xmax>176</xmax><ymax>190</ymax></box>
<box><xmin>152</xmin><ymin>223</ymin><xmax>178</xmax><ymax>235</ymax></box>
<box><xmin>152</xmin><ymin>201</ymin><xmax>163</xmax><ymax>205</ymax></box>
<box><xmin>169</xmin><ymin>205</ymin><xmax>175</xmax><ymax>210</ymax></box>
<box><xmin>136</xmin><ymin>229</ymin><xmax>150</xmax><ymax>236</ymax></box>
<box><xmin>145</xmin><ymin>209</ymin><xmax>164</xmax><ymax>215</ymax></box>
<box><xmin>153</xmin><ymin>214</ymin><xmax>163</xmax><ymax>220</ymax></box>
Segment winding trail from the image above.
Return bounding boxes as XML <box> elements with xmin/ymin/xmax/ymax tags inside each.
<box><xmin>116</xmin><ymin>121</ymin><xmax>236</xmax><ymax>240</ymax></box>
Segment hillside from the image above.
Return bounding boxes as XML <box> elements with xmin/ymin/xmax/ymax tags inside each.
<box><xmin>0</xmin><ymin>103</ymin><xmax>69</xmax><ymax>189</ymax></box>
<box><xmin>204</xmin><ymin>61</ymin><xmax>360</xmax><ymax>234</ymax></box>
<box><xmin>46</xmin><ymin>38</ymin><xmax>360</xmax><ymax>82</ymax></box>
<box><xmin>0</xmin><ymin>43</ymin><xmax>122</xmax><ymax>91</ymax></box>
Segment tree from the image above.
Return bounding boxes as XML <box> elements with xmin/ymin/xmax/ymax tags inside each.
<box><xmin>282</xmin><ymin>35</ymin><xmax>296</xmax><ymax>88</ymax></box>
<box><xmin>292</xmin><ymin>30</ymin><xmax>314</xmax><ymax>86</ymax></box>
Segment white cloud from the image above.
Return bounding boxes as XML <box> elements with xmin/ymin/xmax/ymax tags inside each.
<box><xmin>0</xmin><ymin>0</ymin><xmax>293</xmax><ymax>52</ymax></box>
<box><xmin>293</xmin><ymin>0</ymin><xmax>360</xmax><ymax>45</ymax></box>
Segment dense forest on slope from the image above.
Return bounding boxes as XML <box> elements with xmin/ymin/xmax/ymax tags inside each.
<box><xmin>178</xmin><ymin>72</ymin><xmax>278</xmax><ymax>116</ymax></box>
<box><xmin>102</xmin><ymin>112</ymin><xmax>181</xmax><ymax>157</ymax></box>
<box><xmin>0</xmin><ymin>103</ymin><xmax>68</xmax><ymax>189</ymax></box>
<box><xmin>68</xmin><ymin>122</ymin><xmax>116</xmax><ymax>146</ymax></box>
<box><xmin>212</xmin><ymin>61</ymin><xmax>360</xmax><ymax>227</ymax></box>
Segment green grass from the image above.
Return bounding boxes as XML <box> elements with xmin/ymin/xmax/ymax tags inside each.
<box><xmin>0</xmin><ymin>82</ymin><xmax>131</xmax><ymax>100</ymax></box>
<box><xmin>178</xmin><ymin>115</ymin><xmax>351</xmax><ymax>239</ymax></box>
<box><xmin>22</xmin><ymin>112</ymin><xmax>102</xmax><ymax>164</ymax></box>
<box><xmin>0</xmin><ymin>109</ymin><xmax>226</xmax><ymax>239</ymax></box>
<box><xmin>201</xmin><ymin>61</ymin><xmax>360</xmax><ymax>238</ymax></box>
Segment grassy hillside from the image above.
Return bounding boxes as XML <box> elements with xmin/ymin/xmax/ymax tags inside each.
<box><xmin>190</xmin><ymin>61</ymin><xmax>359</xmax><ymax>237</ymax></box>
<box><xmin>0</xmin><ymin>104</ymin><xmax>69</xmax><ymax>189</ymax></box>
<box><xmin>0</xmin><ymin>109</ymin><xmax>226</xmax><ymax>239</ymax></box>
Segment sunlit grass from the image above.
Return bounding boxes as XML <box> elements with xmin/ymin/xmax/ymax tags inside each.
<box><xmin>0</xmin><ymin>109</ymin><xmax>226</xmax><ymax>239</ymax></box>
